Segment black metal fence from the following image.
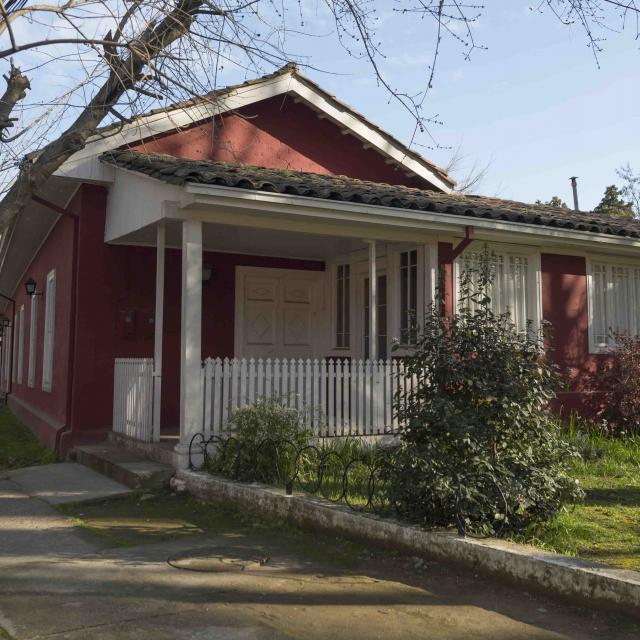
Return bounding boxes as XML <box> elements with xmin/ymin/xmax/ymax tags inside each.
<box><xmin>188</xmin><ymin>432</ymin><xmax>509</xmax><ymax>538</ymax></box>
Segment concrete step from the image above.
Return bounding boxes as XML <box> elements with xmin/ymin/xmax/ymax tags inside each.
<box><xmin>73</xmin><ymin>444</ymin><xmax>174</xmax><ymax>490</ymax></box>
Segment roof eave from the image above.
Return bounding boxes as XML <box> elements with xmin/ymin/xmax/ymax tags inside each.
<box><xmin>180</xmin><ymin>181</ymin><xmax>640</xmax><ymax>256</ymax></box>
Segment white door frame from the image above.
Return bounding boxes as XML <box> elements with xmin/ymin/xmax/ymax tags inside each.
<box><xmin>234</xmin><ymin>266</ymin><xmax>327</xmax><ymax>359</ymax></box>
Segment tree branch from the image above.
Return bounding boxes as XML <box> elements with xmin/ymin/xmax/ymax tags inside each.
<box><xmin>0</xmin><ymin>62</ymin><xmax>29</xmax><ymax>141</ymax></box>
<box><xmin>0</xmin><ymin>0</ymin><xmax>206</xmax><ymax>229</ymax></box>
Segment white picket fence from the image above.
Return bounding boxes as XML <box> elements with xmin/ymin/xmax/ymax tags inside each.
<box><xmin>202</xmin><ymin>357</ymin><xmax>414</xmax><ymax>438</ymax></box>
<box><xmin>113</xmin><ymin>358</ymin><xmax>154</xmax><ymax>442</ymax></box>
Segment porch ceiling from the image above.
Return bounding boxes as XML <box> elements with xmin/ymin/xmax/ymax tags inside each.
<box><xmin>112</xmin><ymin>219</ymin><xmax>366</xmax><ymax>261</ymax></box>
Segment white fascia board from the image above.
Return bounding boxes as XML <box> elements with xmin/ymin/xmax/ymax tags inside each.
<box><xmin>288</xmin><ymin>77</ymin><xmax>453</xmax><ymax>193</ymax></box>
<box><xmin>104</xmin><ymin>168</ymin><xmax>182</xmax><ymax>241</ymax></box>
<box><xmin>55</xmin><ymin>74</ymin><xmax>296</xmax><ymax>175</ymax></box>
<box><xmin>56</xmin><ymin>156</ymin><xmax>116</xmax><ymax>183</ymax></box>
<box><xmin>181</xmin><ymin>183</ymin><xmax>640</xmax><ymax>257</ymax></box>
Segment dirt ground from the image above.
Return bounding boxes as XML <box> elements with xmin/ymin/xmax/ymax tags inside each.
<box><xmin>1</xmin><ymin>476</ymin><xmax>638</xmax><ymax>640</ymax></box>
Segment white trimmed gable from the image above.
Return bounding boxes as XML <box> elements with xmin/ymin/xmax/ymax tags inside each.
<box><xmin>55</xmin><ymin>66</ymin><xmax>454</xmax><ymax>193</ymax></box>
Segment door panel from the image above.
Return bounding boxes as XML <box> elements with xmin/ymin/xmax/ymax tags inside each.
<box><xmin>246</xmin><ymin>277</ymin><xmax>277</xmax><ymax>301</ymax></box>
<box><xmin>245</xmin><ymin>300</ymin><xmax>277</xmax><ymax>347</ymax></box>
<box><xmin>283</xmin><ymin>307</ymin><xmax>312</xmax><ymax>346</ymax></box>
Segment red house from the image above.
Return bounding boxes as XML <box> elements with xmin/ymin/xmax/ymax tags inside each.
<box><xmin>1</xmin><ymin>65</ymin><xmax>636</xmax><ymax>467</ymax></box>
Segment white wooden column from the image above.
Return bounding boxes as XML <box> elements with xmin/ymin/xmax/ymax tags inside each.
<box><xmin>176</xmin><ymin>219</ymin><xmax>203</xmax><ymax>464</ymax></box>
<box><xmin>152</xmin><ymin>222</ymin><xmax>165</xmax><ymax>442</ymax></box>
<box><xmin>367</xmin><ymin>240</ymin><xmax>378</xmax><ymax>361</ymax></box>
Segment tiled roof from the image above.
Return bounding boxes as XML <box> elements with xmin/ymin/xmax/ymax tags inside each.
<box><xmin>102</xmin><ymin>150</ymin><xmax>640</xmax><ymax>239</ymax></box>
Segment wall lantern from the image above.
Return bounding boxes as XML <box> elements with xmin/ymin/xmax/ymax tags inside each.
<box><xmin>202</xmin><ymin>265</ymin><xmax>214</xmax><ymax>283</ymax></box>
<box><xmin>24</xmin><ymin>278</ymin><xmax>37</xmax><ymax>296</ymax></box>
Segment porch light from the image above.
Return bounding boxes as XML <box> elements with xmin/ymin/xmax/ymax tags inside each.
<box><xmin>24</xmin><ymin>278</ymin><xmax>37</xmax><ymax>296</ymax></box>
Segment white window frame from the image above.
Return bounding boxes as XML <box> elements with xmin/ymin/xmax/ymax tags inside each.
<box><xmin>586</xmin><ymin>256</ymin><xmax>640</xmax><ymax>354</ymax></box>
<box><xmin>2</xmin><ymin>324</ymin><xmax>10</xmax><ymax>391</ymax></box>
<box><xmin>333</xmin><ymin>262</ymin><xmax>352</xmax><ymax>350</ymax></box>
<box><xmin>391</xmin><ymin>245</ymin><xmax>431</xmax><ymax>349</ymax></box>
<box><xmin>327</xmin><ymin>243</ymin><xmax>437</xmax><ymax>359</ymax></box>
<box><xmin>42</xmin><ymin>269</ymin><xmax>56</xmax><ymax>392</ymax></box>
<box><xmin>453</xmin><ymin>244</ymin><xmax>542</xmax><ymax>333</ymax></box>
<box><xmin>11</xmin><ymin>313</ymin><xmax>17</xmax><ymax>384</ymax></box>
<box><xmin>16</xmin><ymin>305</ymin><xmax>24</xmax><ymax>385</ymax></box>
<box><xmin>28</xmin><ymin>295</ymin><xmax>38</xmax><ymax>388</ymax></box>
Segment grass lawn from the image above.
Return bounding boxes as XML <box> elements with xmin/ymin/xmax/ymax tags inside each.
<box><xmin>516</xmin><ymin>432</ymin><xmax>640</xmax><ymax>571</ymax></box>
<box><xmin>0</xmin><ymin>407</ymin><xmax>56</xmax><ymax>471</ymax></box>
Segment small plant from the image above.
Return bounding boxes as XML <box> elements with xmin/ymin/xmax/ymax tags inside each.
<box><xmin>389</xmin><ymin>250</ymin><xmax>584</xmax><ymax>536</ymax></box>
<box><xmin>588</xmin><ymin>333</ymin><xmax>640</xmax><ymax>435</ymax></box>
<box><xmin>208</xmin><ymin>399</ymin><xmax>312</xmax><ymax>483</ymax></box>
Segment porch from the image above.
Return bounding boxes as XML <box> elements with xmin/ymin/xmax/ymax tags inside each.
<box><xmin>102</xmin><ymin>157</ymin><xmax>464</xmax><ymax>466</ymax></box>
<box><xmin>108</xmin><ymin>216</ymin><xmax>432</xmax><ymax>463</ymax></box>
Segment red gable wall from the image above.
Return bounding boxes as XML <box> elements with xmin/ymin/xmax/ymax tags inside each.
<box><xmin>129</xmin><ymin>96</ymin><xmax>428</xmax><ymax>189</ymax></box>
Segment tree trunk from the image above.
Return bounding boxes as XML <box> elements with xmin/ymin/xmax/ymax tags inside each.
<box><xmin>0</xmin><ymin>0</ymin><xmax>205</xmax><ymax>230</ymax></box>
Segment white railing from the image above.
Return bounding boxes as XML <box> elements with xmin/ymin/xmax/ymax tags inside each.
<box><xmin>202</xmin><ymin>357</ymin><xmax>414</xmax><ymax>438</ymax></box>
<box><xmin>113</xmin><ymin>358</ymin><xmax>155</xmax><ymax>442</ymax></box>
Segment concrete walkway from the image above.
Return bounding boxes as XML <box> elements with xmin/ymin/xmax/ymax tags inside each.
<box><xmin>1</xmin><ymin>464</ymin><xmax>639</xmax><ymax>639</ymax></box>
<box><xmin>7</xmin><ymin>463</ymin><xmax>133</xmax><ymax>505</ymax></box>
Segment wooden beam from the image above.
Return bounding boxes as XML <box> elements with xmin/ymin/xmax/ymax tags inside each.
<box><xmin>32</xmin><ymin>195</ymin><xmax>77</xmax><ymax>219</ymax></box>
<box><xmin>451</xmin><ymin>226</ymin><xmax>476</xmax><ymax>260</ymax></box>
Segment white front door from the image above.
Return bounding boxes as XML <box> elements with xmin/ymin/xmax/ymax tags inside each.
<box><xmin>235</xmin><ymin>267</ymin><xmax>324</xmax><ymax>359</ymax></box>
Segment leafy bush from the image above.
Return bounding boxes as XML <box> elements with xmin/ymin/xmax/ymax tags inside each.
<box><xmin>208</xmin><ymin>400</ymin><xmax>312</xmax><ymax>483</ymax></box>
<box><xmin>588</xmin><ymin>333</ymin><xmax>640</xmax><ymax>435</ymax></box>
<box><xmin>389</xmin><ymin>252</ymin><xmax>583</xmax><ymax>536</ymax></box>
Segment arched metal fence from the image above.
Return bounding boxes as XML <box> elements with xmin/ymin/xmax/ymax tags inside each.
<box><xmin>188</xmin><ymin>433</ymin><xmax>509</xmax><ymax>538</ymax></box>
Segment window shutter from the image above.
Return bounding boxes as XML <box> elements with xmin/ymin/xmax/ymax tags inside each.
<box><xmin>28</xmin><ymin>296</ymin><xmax>38</xmax><ymax>388</ymax></box>
<box><xmin>17</xmin><ymin>306</ymin><xmax>24</xmax><ymax>384</ymax></box>
<box><xmin>11</xmin><ymin>314</ymin><xmax>17</xmax><ymax>384</ymax></box>
<box><xmin>42</xmin><ymin>270</ymin><xmax>56</xmax><ymax>392</ymax></box>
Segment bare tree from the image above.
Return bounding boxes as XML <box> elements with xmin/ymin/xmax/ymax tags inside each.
<box><xmin>1</xmin><ymin>0</ymin><xmax>639</xmax><ymax>230</ymax></box>
<box><xmin>445</xmin><ymin>143</ymin><xmax>491</xmax><ymax>194</ymax></box>
<box><xmin>617</xmin><ymin>163</ymin><xmax>640</xmax><ymax>217</ymax></box>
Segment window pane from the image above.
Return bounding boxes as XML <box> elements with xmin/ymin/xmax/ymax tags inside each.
<box><xmin>400</xmin><ymin>250</ymin><xmax>418</xmax><ymax>344</ymax></box>
<box><xmin>336</xmin><ymin>264</ymin><xmax>350</xmax><ymax>348</ymax></box>
<box><xmin>459</xmin><ymin>252</ymin><xmax>529</xmax><ymax>332</ymax></box>
<box><xmin>592</xmin><ymin>264</ymin><xmax>608</xmax><ymax>346</ymax></box>
<box><xmin>364</xmin><ymin>275</ymin><xmax>387</xmax><ymax>359</ymax></box>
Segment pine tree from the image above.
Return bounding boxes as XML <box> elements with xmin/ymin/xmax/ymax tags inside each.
<box><xmin>536</xmin><ymin>196</ymin><xmax>568</xmax><ymax>208</ymax></box>
<box><xmin>594</xmin><ymin>185</ymin><xmax>634</xmax><ymax>218</ymax></box>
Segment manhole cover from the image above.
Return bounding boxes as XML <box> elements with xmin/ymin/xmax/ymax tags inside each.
<box><xmin>167</xmin><ymin>551</ymin><xmax>270</xmax><ymax>573</ymax></box>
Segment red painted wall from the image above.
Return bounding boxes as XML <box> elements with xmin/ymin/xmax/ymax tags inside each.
<box><xmin>437</xmin><ymin>242</ymin><xmax>454</xmax><ymax>317</ymax></box>
<box><xmin>7</xmin><ymin>200</ymin><xmax>76</xmax><ymax>448</ymax></box>
<box><xmin>130</xmin><ymin>96</ymin><xmax>429</xmax><ymax>189</ymax></box>
<box><xmin>540</xmin><ymin>253</ymin><xmax>606</xmax><ymax>418</ymax></box>
<box><xmin>59</xmin><ymin>184</ymin><xmax>325</xmax><ymax>442</ymax></box>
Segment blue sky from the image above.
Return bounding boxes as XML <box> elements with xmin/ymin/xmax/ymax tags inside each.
<box><xmin>4</xmin><ymin>2</ymin><xmax>638</xmax><ymax>210</ymax></box>
<box><xmin>279</xmin><ymin>2</ymin><xmax>640</xmax><ymax>210</ymax></box>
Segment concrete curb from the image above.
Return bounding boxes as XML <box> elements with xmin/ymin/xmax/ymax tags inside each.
<box><xmin>177</xmin><ymin>469</ymin><xmax>640</xmax><ymax>616</ymax></box>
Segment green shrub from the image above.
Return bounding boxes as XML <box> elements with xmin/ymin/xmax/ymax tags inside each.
<box><xmin>586</xmin><ymin>333</ymin><xmax>640</xmax><ymax>435</ymax></box>
<box><xmin>208</xmin><ymin>399</ymin><xmax>312</xmax><ymax>483</ymax></box>
<box><xmin>389</xmin><ymin>251</ymin><xmax>584</xmax><ymax>536</ymax></box>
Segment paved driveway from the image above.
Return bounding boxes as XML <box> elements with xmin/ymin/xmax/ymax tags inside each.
<box><xmin>1</xmin><ymin>467</ymin><xmax>638</xmax><ymax>640</ymax></box>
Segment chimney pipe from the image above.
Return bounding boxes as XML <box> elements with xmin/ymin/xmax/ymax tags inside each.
<box><xmin>570</xmin><ymin>176</ymin><xmax>579</xmax><ymax>211</ymax></box>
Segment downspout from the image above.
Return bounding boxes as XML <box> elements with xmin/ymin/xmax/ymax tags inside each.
<box><xmin>32</xmin><ymin>195</ymin><xmax>79</xmax><ymax>458</ymax></box>
<box><xmin>0</xmin><ymin>293</ymin><xmax>16</xmax><ymax>397</ymax></box>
